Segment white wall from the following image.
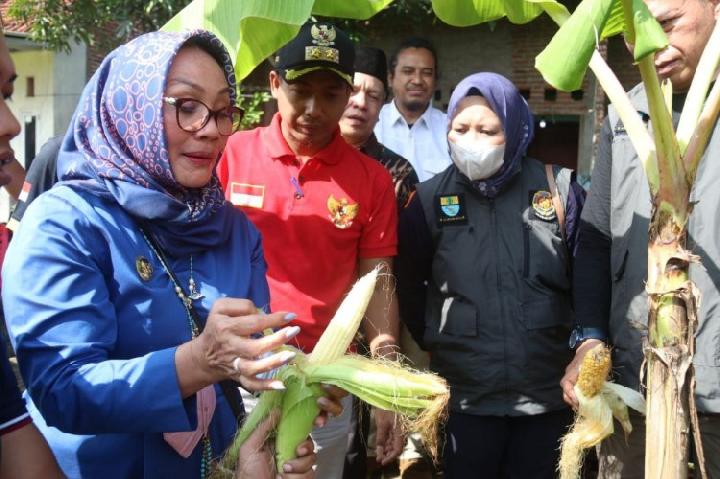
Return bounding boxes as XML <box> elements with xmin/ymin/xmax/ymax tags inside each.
<box><xmin>52</xmin><ymin>42</ymin><xmax>87</xmax><ymax>137</ymax></box>
<box><xmin>9</xmin><ymin>49</ymin><xmax>55</xmax><ymax>167</ymax></box>
<box><xmin>1</xmin><ymin>42</ymin><xmax>86</xmax><ymax>221</ymax></box>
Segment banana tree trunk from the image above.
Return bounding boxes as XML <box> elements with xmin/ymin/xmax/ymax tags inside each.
<box><xmin>644</xmin><ymin>204</ymin><xmax>705</xmax><ymax>479</ymax></box>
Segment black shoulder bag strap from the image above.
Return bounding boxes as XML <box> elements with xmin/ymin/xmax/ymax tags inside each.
<box><xmin>138</xmin><ymin>225</ymin><xmax>246</xmax><ymax>424</ymax></box>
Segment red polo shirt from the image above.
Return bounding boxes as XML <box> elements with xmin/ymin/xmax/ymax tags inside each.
<box><xmin>218</xmin><ymin>113</ymin><xmax>397</xmax><ymax>352</ymax></box>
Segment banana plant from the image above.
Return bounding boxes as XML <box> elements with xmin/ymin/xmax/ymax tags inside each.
<box><xmin>434</xmin><ymin>0</ymin><xmax>720</xmax><ymax>477</ymax></box>
<box><xmin>536</xmin><ymin>2</ymin><xmax>720</xmax><ymax>478</ymax></box>
<box><xmin>386</xmin><ymin>2</ymin><xmax>709</xmax><ymax>475</ymax></box>
<box><xmin>161</xmin><ymin>0</ymin><xmax>394</xmax><ymax>80</ymax></box>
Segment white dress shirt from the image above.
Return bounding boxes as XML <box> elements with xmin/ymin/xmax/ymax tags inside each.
<box><xmin>374</xmin><ymin>100</ymin><xmax>452</xmax><ymax>182</ymax></box>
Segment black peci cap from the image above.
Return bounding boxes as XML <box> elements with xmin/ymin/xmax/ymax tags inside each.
<box><xmin>274</xmin><ymin>21</ymin><xmax>355</xmax><ymax>86</ymax></box>
<box><xmin>354</xmin><ymin>46</ymin><xmax>388</xmax><ymax>92</ymax></box>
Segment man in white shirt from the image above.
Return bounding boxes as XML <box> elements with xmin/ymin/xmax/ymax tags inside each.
<box><xmin>374</xmin><ymin>37</ymin><xmax>451</xmax><ymax>182</ymax></box>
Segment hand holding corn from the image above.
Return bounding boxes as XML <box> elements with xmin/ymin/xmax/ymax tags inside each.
<box><xmin>212</xmin><ymin>268</ymin><xmax>449</xmax><ymax>478</ymax></box>
<box><xmin>233</xmin><ymin>410</ymin><xmax>315</xmax><ymax>479</ymax></box>
<box><xmin>558</xmin><ymin>343</ymin><xmax>646</xmax><ymax>479</ymax></box>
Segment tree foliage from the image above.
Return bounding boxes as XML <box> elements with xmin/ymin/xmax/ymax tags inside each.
<box><xmin>7</xmin><ymin>0</ymin><xmax>437</xmax><ymax>51</ymax></box>
<box><xmin>323</xmin><ymin>0</ymin><xmax>437</xmax><ymax>41</ymax></box>
<box><xmin>7</xmin><ymin>0</ymin><xmax>189</xmax><ymax>51</ymax></box>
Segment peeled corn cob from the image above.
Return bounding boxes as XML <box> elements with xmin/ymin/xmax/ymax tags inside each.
<box><xmin>558</xmin><ymin>343</ymin><xmax>645</xmax><ymax>479</ymax></box>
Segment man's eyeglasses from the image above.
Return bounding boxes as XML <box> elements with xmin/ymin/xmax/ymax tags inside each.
<box><xmin>162</xmin><ymin>97</ymin><xmax>244</xmax><ymax>136</ymax></box>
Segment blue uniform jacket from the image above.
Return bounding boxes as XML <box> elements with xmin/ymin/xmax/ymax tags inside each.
<box><xmin>2</xmin><ymin>184</ymin><xmax>270</xmax><ymax>478</ymax></box>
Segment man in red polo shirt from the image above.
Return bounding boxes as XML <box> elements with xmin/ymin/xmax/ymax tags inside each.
<box><xmin>217</xmin><ymin>21</ymin><xmax>403</xmax><ymax>477</ymax></box>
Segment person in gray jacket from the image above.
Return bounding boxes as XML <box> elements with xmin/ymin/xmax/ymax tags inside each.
<box><xmin>561</xmin><ymin>0</ymin><xmax>720</xmax><ymax>477</ymax></box>
<box><xmin>397</xmin><ymin>72</ymin><xmax>585</xmax><ymax>478</ymax></box>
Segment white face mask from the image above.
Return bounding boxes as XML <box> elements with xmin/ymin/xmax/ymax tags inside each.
<box><xmin>449</xmin><ymin>136</ymin><xmax>506</xmax><ymax>181</ymax></box>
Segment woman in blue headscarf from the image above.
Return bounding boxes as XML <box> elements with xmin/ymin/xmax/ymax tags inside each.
<box><xmin>396</xmin><ymin>72</ymin><xmax>585</xmax><ymax>478</ymax></box>
<box><xmin>1</xmin><ymin>30</ymin><xmax>333</xmax><ymax>479</ymax></box>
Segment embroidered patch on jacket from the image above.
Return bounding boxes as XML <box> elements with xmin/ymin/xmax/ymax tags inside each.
<box><xmin>230</xmin><ymin>183</ymin><xmax>265</xmax><ymax>209</ymax></box>
<box><xmin>531</xmin><ymin>190</ymin><xmax>556</xmax><ymax>221</ymax></box>
<box><xmin>327</xmin><ymin>194</ymin><xmax>359</xmax><ymax>229</ymax></box>
<box><xmin>435</xmin><ymin>194</ymin><xmax>467</xmax><ymax>226</ymax></box>
<box><xmin>135</xmin><ymin>256</ymin><xmax>153</xmax><ymax>281</ymax></box>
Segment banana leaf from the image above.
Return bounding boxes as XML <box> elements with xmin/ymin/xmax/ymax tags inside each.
<box><xmin>630</xmin><ymin>0</ymin><xmax>668</xmax><ymax>62</ymax></box>
<box><xmin>431</xmin><ymin>0</ymin><xmax>570</xmax><ymax>26</ymax></box>
<box><xmin>535</xmin><ymin>0</ymin><xmax>667</xmax><ymax>91</ymax></box>
<box><xmin>161</xmin><ymin>0</ymin><xmax>393</xmax><ymax>81</ymax></box>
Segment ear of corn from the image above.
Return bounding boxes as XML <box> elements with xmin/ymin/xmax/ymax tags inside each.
<box><xmin>558</xmin><ymin>344</ymin><xmax>646</xmax><ymax>479</ymax></box>
<box><xmin>575</xmin><ymin>344</ymin><xmax>611</xmax><ymax>398</ymax></box>
<box><xmin>215</xmin><ymin>267</ymin><xmax>450</xmax><ymax>476</ymax></box>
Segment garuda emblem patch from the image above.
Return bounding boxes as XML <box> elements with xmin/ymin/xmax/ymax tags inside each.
<box><xmin>327</xmin><ymin>195</ymin><xmax>359</xmax><ymax>229</ymax></box>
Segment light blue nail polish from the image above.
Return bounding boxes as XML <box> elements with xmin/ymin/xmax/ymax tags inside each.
<box><xmin>285</xmin><ymin>325</ymin><xmax>301</xmax><ymax>339</ymax></box>
<box><xmin>280</xmin><ymin>350</ymin><xmax>296</xmax><ymax>362</ymax></box>
<box><xmin>284</xmin><ymin>312</ymin><xmax>297</xmax><ymax>321</ymax></box>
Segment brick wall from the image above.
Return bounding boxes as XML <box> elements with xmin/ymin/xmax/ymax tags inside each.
<box><xmin>509</xmin><ymin>17</ymin><xmax>593</xmax><ymax>117</ymax></box>
<box><xmin>238</xmin><ymin>17</ymin><xmax>644</xmax><ymax>123</ymax></box>
<box><xmin>606</xmin><ymin>35</ymin><xmax>642</xmax><ymax>91</ymax></box>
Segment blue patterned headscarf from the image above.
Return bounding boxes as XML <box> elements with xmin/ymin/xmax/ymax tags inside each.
<box><xmin>447</xmin><ymin>72</ymin><xmax>534</xmax><ymax>198</ymax></box>
<box><xmin>57</xmin><ymin>30</ymin><xmax>237</xmax><ymax>256</ymax></box>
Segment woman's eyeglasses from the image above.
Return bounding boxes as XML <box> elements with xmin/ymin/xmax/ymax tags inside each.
<box><xmin>162</xmin><ymin>97</ymin><xmax>244</xmax><ymax>136</ymax></box>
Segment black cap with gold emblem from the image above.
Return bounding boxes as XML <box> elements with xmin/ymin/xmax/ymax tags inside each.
<box><xmin>274</xmin><ymin>21</ymin><xmax>355</xmax><ymax>86</ymax></box>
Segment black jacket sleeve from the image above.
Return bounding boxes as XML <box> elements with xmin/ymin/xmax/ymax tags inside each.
<box><xmin>395</xmin><ymin>193</ymin><xmax>433</xmax><ymax>349</ymax></box>
<box><xmin>572</xmin><ymin>119</ymin><xmax>613</xmax><ymax>333</ymax></box>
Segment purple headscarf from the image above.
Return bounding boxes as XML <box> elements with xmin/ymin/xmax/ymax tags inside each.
<box><xmin>57</xmin><ymin>30</ymin><xmax>237</xmax><ymax>256</ymax></box>
<box><xmin>447</xmin><ymin>72</ymin><xmax>534</xmax><ymax>198</ymax></box>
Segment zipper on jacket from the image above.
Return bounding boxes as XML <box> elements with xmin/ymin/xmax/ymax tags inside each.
<box><xmin>523</xmin><ymin>218</ymin><xmax>531</xmax><ymax>278</ymax></box>
<box><xmin>490</xmin><ymin>198</ymin><xmax>510</xmax><ymax>411</ymax></box>
<box><xmin>489</xmin><ymin>199</ymin><xmax>504</xmax><ymax>303</ymax></box>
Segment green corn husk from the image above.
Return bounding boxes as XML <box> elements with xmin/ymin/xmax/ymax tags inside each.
<box><xmin>212</xmin><ymin>389</ymin><xmax>284</xmax><ymax>477</ymax></box>
<box><xmin>304</xmin><ymin>354</ymin><xmax>448</xmax><ymax>457</ymax></box>
<box><xmin>273</xmin><ymin>367</ymin><xmax>324</xmax><ymax>468</ymax></box>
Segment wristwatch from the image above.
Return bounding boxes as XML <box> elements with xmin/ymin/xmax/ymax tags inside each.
<box><xmin>568</xmin><ymin>325</ymin><xmax>608</xmax><ymax>349</ymax></box>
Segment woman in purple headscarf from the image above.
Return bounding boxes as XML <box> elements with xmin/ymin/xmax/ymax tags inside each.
<box><xmin>1</xmin><ymin>30</ymin><xmax>338</xmax><ymax>479</ymax></box>
<box><xmin>396</xmin><ymin>72</ymin><xmax>585</xmax><ymax>478</ymax></box>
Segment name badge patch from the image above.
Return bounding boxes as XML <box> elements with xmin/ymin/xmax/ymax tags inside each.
<box><xmin>435</xmin><ymin>194</ymin><xmax>467</xmax><ymax>226</ymax></box>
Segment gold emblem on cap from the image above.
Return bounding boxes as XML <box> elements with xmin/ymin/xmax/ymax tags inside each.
<box><xmin>136</xmin><ymin>256</ymin><xmax>154</xmax><ymax>281</ymax></box>
<box><xmin>532</xmin><ymin>190</ymin><xmax>556</xmax><ymax>221</ymax></box>
<box><xmin>311</xmin><ymin>24</ymin><xmax>336</xmax><ymax>46</ymax></box>
<box><xmin>305</xmin><ymin>46</ymin><xmax>340</xmax><ymax>63</ymax></box>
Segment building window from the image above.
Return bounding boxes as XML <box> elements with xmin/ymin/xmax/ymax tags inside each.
<box><xmin>26</xmin><ymin>77</ymin><xmax>35</xmax><ymax>97</ymax></box>
<box><xmin>24</xmin><ymin>116</ymin><xmax>36</xmax><ymax>165</ymax></box>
